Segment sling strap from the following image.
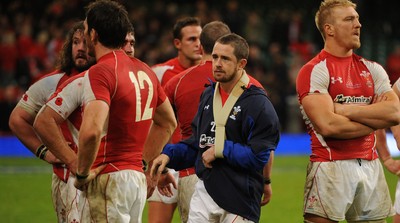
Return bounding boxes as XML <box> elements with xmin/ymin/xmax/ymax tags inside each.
<box><xmin>213</xmin><ymin>70</ymin><xmax>250</xmax><ymax>158</ymax></box>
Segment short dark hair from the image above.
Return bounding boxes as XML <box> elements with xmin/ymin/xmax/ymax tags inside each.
<box><xmin>172</xmin><ymin>17</ymin><xmax>201</xmax><ymax>40</ymax></box>
<box><xmin>200</xmin><ymin>21</ymin><xmax>231</xmax><ymax>54</ymax></box>
<box><xmin>85</xmin><ymin>0</ymin><xmax>130</xmax><ymax>48</ymax></box>
<box><xmin>216</xmin><ymin>33</ymin><xmax>249</xmax><ymax>60</ymax></box>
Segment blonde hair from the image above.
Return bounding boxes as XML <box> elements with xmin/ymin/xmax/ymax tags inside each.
<box><xmin>315</xmin><ymin>0</ymin><xmax>356</xmax><ymax>41</ymax></box>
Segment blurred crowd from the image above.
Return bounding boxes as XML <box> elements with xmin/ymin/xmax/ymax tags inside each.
<box><xmin>1</xmin><ymin>0</ymin><xmax>400</xmax><ymax>135</ymax></box>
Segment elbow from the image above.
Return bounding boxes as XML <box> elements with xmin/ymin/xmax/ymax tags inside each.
<box><xmin>8</xmin><ymin>115</ymin><xmax>18</xmax><ymax>134</ymax></box>
<box><xmin>314</xmin><ymin>124</ymin><xmax>338</xmax><ymax>138</ymax></box>
<box><xmin>170</xmin><ymin>118</ymin><xmax>177</xmax><ymax>132</ymax></box>
<box><xmin>391</xmin><ymin>107</ymin><xmax>400</xmax><ymax>126</ymax></box>
<box><xmin>79</xmin><ymin>129</ymin><xmax>101</xmax><ymax>145</ymax></box>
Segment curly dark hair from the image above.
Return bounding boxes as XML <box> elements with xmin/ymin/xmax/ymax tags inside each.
<box><xmin>56</xmin><ymin>21</ymin><xmax>86</xmax><ymax>75</ymax></box>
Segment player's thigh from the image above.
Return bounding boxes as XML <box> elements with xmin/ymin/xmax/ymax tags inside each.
<box><xmin>148</xmin><ymin>201</ymin><xmax>177</xmax><ymax>223</ymax></box>
<box><xmin>85</xmin><ymin>170</ymin><xmax>146</xmax><ymax>223</ymax></box>
<box><xmin>345</xmin><ymin>159</ymin><xmax>394</xmax><ymax>221</ymax></box>
<box><xmin>303</xmin><ymin>160</ymin><xmax>358</xmax><ymax>221</ymax></box>
<box><xmin>147</xmin><ymin>169</ymin><xmax>179</xmax><ymax>203</ymax></box>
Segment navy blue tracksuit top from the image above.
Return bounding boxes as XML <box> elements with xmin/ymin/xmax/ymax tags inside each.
<box><xmin>162</xmin><ymin>82</ymin><xmax>280</xmax><ymax>222</ymax></box>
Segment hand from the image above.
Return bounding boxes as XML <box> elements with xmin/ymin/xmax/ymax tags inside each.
<box><xmin>372</xmin><ymin>94</ymin><xmax>388</xmax><ymax>104</ymax></box>
<box><xmin>260</xmin><ymin>184</ymin><xmax>272</xmax><ymax>206</ymax></box>
<box><xmin>202</xmin><ymin>146</ymin><xmax>216</xmax><ymax>168</ymax></box>
<box><xmin>383</xmin><ymin>158</ymin><xmax>400</xmax><ymax>176</ymax></box>
<box><xmin>157</xmin><ymin>172</ymin><xmax>177</xmax><ymax>197</ymax></box>
<box><xmin>150</xmin><ymin>154</ymin><xmax>170</xmax><ymax>179</ymax></box>
<box><xmin>144</xmin><ymin>170</ymin><xmax>156</xmax><ymax>199</ymax></box>
<box><xmin>333</xmin><ymin>102</ymin><xmax>344</xmax><ymax>115</ymax></box>
<box><xmin>74</xmin><ymin>164</ymin><xmax>107</xmax><ymax>191</ymax></box>
<box><xmin>43</xmin><ymin>151</ymin><xmax>63</xmax><ymax>164</ymax></box>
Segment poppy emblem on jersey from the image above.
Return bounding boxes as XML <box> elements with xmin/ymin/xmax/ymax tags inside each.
<box><xmin>55</xmin><ymin>97</ymin><xmax>63</xmax><ymax>106</ymax></box>
<box><xmin>230</xmin><ymin>106</ymin><xmax>241</xmax><ymax>120</ymax></box>
<box><xmin>22</xmin><ymin>94</ymin><xmax>28</xmax><ymax>101</ymax></box>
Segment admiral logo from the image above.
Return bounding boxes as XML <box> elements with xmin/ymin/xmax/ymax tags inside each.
<box><xmin>22</xmin><ymin>94</ymin><xmax>28</xmax><ymax>101</ymax></box>
<box><xmin>334</xmin><ymin>94</ymin><xmax>372</xmax><ymax>104</ymax></box>
<box><xmin>55</xmin><ymin>97</ymin><xmax>63</xmax><ymax>106</ymax></box>
<box><xmin>330</xmin><ymin>77</ymin><xmax>343</xmax><ymax>84</ymax></box>
<box><xmin>204</xmin><ymin>105</ymin><xmax>210</xmax><ymax>110</ymax></box>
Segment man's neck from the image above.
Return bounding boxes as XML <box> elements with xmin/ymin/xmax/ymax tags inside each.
<box><xmin>219</xmin><ymin>70</ymin><xmax>244</xmax><ymax>94</ymax></box>
<box><xmin>95</xmin><ymin>44</ymin><xmax>120</xmax><ymax>61</ymax></box>
<box><xmin>324</xmin><ymin>41</ymin><xmax>353</xmax><ymax>57</ymax></box>
<box><xmin>177</xmin><ymin>54</ymin><xmax>200</xmax><ymax>69</ymax></box>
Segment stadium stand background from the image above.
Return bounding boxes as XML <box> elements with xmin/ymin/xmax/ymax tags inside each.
<box><xmin>0</xmin><ymin>0</ymin><xmax>399</xmax><ymax>137</ymax></box>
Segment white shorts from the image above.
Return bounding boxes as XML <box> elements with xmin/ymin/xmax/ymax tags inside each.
<box><xmin>80</xmin><ymin>170</ymin><xmax>147</xmax><ymax>223</ymax></box>
<box><xmin>177</xmin><ymin>174</ymin><xmax>198</xmax><ymax>223</ymax></box>
<box><xmin>147</xmin><ymin>168</ymin><xmax>179</xmax><ymax>204</ymax></box>
<box><xmin>51</xmin><ymin>173</ymin><xmax>82</xmax><ymax>223</ymax></box>
<box><xmin>394</xmin><ymin>178</ymin><xmax>400</xmax><ymax>214</ymax></box>
<box><xmin>188</xmin><ymin>180</ymin><xmax>254</xmax><ymax>223</ymax></box>
<box><xmin>303</xmin><ymin>159</ymin><xmax>394</xmax><ymax>221</ymax></box>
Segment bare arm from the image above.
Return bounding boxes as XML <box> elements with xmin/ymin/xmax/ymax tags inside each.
<box><xmin>335</xmin><ymin>90</ymin><xmax>400</xmax><ymax>129</ymax></box>
<box><xmin>77</xmin><ymin>100</ymin><xmax>109</xmax><ymax>176</ymax></box>
<box><xmin>143</xmin><ymin>98</ymin><xmax>177</xmax><ymax>163</ymax></box>
<box><xmin>302</xmin><ymin>94</ymin><xmax>374</xmax><ymax>139</ymax></box>
<box><xmin>261</xmin><ymin>150</ymin><xmax>273</xmax><ymax>206</ymax></box>
<box><xmin>33</xmin><ymin>105</ymin><xmax>77</xmax><ymax>171</ymax></box>
<box><xmin>9</xmin><ymin>106</ymin><xmax>59</xmax><ymax>163</ymax></box>
<box><xmin>9</xmin><ymin>107</ymin><xmax>42</xmax><ymax>153</ymax></box>
<box><xmin>391</xmin><ymin>86</ymin><xmax>400</xmax><ymax>148</ymax></box>
<box><xmin>376</xmin><ymin>129</ymin><xmax>400</xmax><ymax>175</ymax></box>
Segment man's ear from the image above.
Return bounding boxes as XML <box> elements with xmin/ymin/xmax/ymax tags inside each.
<box><xmin>238</xmin><ymin>58</ymin><xmax>247</xmax><ymax>70</ymax></box>
<box><xmin>90</xmin><ymin>28</ymin><xmax>98</xmax><ymax>44</ymax></box>
<box><xmin>173</xmin><ymin>38</ymin><xmax>181</xmax><ymax>50</ymax></box>
<box><xmin>325</xmin><ymin>23</ymin><xmax>334</xmax><ymax>37</ymax></box>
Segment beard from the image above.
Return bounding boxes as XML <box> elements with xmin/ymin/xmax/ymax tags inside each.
<box><xmin>214</xmin><ymin>70</ymin><xmax>236</xmax><ymax>83</ymax></box>
<box><xmin>75</xmin><ymin>57</ymin><xmax>95</xmax><ymax>72</ymax></box>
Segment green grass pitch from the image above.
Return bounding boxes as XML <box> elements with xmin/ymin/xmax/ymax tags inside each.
<box><xmin>0</xmin><ymin>156</ymin><xmax>397</xmax><ymax>222</ymax></box>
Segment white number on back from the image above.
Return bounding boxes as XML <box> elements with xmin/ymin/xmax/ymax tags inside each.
<box><xmin>129</xmin><ymin>71</ymin><xmax>154</xmax><ymax>121</ymax></box>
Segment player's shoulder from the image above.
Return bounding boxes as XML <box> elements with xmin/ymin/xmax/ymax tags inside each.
<box><xmin>29</xmin><ymin>70</ymin><xmax>67</xmax><ymax>89</ymax></box>
<box><xmin>154</xmin><ymin>57</ymin><xmax>178</xmax><ymax>66</ymax></box>
<box><xmin>36</xmin><ymin>70</ymin><xmax>65</xmax><ymax>81</ymax></box>
<box><xmin>59</xmin><ymin>71</ymin><xmax>86</xmax><ymax>88</ymax></box>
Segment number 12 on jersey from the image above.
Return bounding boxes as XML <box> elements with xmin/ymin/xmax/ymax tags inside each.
<box><xmin>129</xmin><ymin>71</ymin><xmax>154</xmax><ymax>122</ymax></box>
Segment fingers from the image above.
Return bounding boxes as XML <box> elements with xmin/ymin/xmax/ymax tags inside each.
<box><xmin>373</xmin><ymin>94</ymin><xmax>388</xmax><ymax>103</ymax></box>
<box><xmin>147</xmin><ymin>186</ymin><xmax>155</xmax><ymax>199</ymax></box>
<box><xmin>92</xmin><ymin>164</ymin><xmax>107</xmax><ymax>176</ymax></box>
<box><xmin>260</xmin><ymin>197</ymin><xmax>269</xmax><ymax>206</ymax></box>
<box><xmin>150</xmin><ymin>162</ymin><xmax>166</xmax><ymax>178</ymax></box>
<box><xmin>171</xmin><ymin>177</ymin><xmax>178</xmax><ymax>189</ymax></box>
<box><xmin>74</xmin><ymin>165</ymin><xmax>106</xmax><ymax>191</ymax></box>
<box><xmin>158</xmin><ymin>185</ymin><xmax>173</xmax><ymax>197</ymax></box>
<box><xmin>203</xmin><ymin>160</ymin><xmax>212</xmax><ymax>168</ymax></box>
